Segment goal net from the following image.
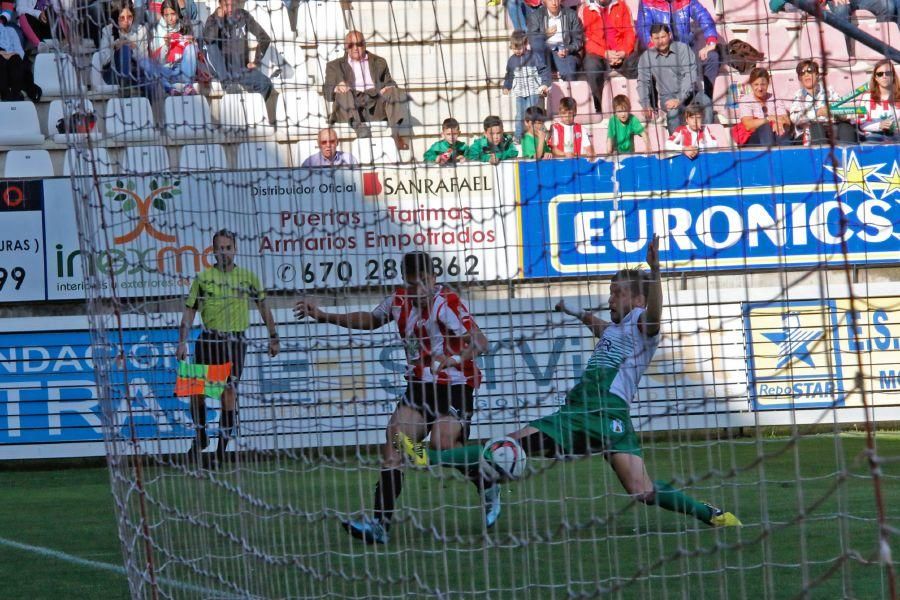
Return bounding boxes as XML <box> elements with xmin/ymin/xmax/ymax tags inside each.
<box><xmin>37</xmin><ymin>0</ymin><xmax>900</xmax><ymax>597</ymax></box>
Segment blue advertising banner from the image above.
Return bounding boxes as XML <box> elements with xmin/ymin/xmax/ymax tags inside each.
<box><xmin>0</xmin><ymin>326</ymin><xmax>195</xmax><ymax>444</ymax></box>
<box><xmin>518</xmin><ymin>146</ymin><xmax>900</xmax><ymax>277</ymax></box>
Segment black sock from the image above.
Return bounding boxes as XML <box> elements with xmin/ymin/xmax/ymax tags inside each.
<box><xmin>190</xmin><ymin>396</ymin><xmax>207</xmax><ymax>433</ymax></box>
<box><xmin>373</xmin><ymin>468</ymin><xmax>404</xmax><ymax>529</ymax></box>
<box><xmin>457</xmin><ymin>464</ymin><xmax>493</xmax><ymax>494</ymax></box>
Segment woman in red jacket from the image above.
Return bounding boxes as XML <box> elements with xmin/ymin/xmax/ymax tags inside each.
<box><xmin>581</xmin><ymin>0</ymin><xmax>638</xmax><ymax>111</ymax></box>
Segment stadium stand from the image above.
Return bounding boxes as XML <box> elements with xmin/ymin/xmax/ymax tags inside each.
<box><xmin>179</xmin><ymin>143</ymin><xmax>228</xmax><ymax>171</ymax></box>
<box><xmin>62</xmin><ymin>146</ymin><xmax>114</xmax><ymax>175</ymax></box>
<box><xmin>0</xmin><ymin>102</ymin><xmax>45</xmax><ymax>146</ymax></box>
<box><xmin>3</xmin><ymin>149</ymin><xmax>54</xmax><ymax>177</ymax></box>
<box><xmin>104</xmin><ymin>97</ymin><xmax>157</xmax><ymax>143</ymax></box>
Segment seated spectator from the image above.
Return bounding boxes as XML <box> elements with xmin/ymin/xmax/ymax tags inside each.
<box><xmin>500</xmin><ymin>0</ymin><xmax>528</xmax><ymax>32</ymax></box>
<box><xmin>301</xmin><ymin>127</ymin><xmax>359</xmax><ymax>168</ymax></box>
<box><xmin>424</xmin><ymin>117</ymin><xmax>468</xmax><ymax>164</ymax></box>
<box><xmin>99</xmin><ymin>1</ymin><xmax>151</xmax><ymax>93</ymax></box>
<box><xmin>521</xmin><ymin>105</ymin><xmax>551</xmax><ymax>159</ymax></box>
<box><xmin>789</xmin><ymin>59</ymin><xmax>859</xmax><ymax>146</ymax></box>
<box><xmin>638</xmin><ymin>23</ymin><xmax>713</xmax><ymax>133</ymax></box>
<box><xmin>146</xmin><ymin>0</ymin><xmax>197</xmax><ymax>95</ymax></box>
<box><xmin>550</xmin><ymin>96</ymin><xmax>594</xmax><ymax>158</ymax></box>
<box><xmin>16</xmin><ymin>0</ymin><xmax>64</xmax><ymax>49</ymax></box>
<box><xmin>202</xmin><ymin>0</ymin><xmax>273</xmax><ymax>99</ymax></box>
<box><xmin>607</xmin><ymin>94</ymin><xmax>648</xmax><ymax>154</ymax></box>
<box><xmin>857</xmin><ymin>59</ymin><xmax>900</xmax><ymax>142</ymax></box>
<box><xmin>466</xmin><ymin>115</ymin><xmax>518</xmax><ymax>163</ymax></box>
<box><xmin>324</xmin><ymin>30</ymin><xmax>411</xmax><ymax>149</ymax></box>
<box><xmin>582</xmin><ymin>0</ymin><xmax>638</xmax><ymax>112</ymax></box>
<box><xmin>820</xmin><ymin>0</ymin><xmax>899</xmax><ymax>30</ymax></box>
<box><xmin>636</xmin><ymin>0</ymin><xmax>720</xmax><ymax>101</ymax></box>
<box><xmin>503</xmin><ymin>30</ymin><xmax>550</xmax><ymax>143</ymax></box>
<box><xmin>665</xmin><ymin>103</ymin><xmax>718</xmax><ymax>158</ymax></box>
<box><xmin>0</xmin><ymin>8</ymin><xmax>40</xmax><ymax>101</ymax></box>
<box><xmin>734</xmin><ymin>67</ymin><xmax>793</xmax><ymax>147</ymax></box>
<box><xmin>526</xmin><ymin>0</ymin><xmax>583</xmax><ymax>82</ymax></box>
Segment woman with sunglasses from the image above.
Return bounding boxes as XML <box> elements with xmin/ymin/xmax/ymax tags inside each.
<box><xmin>789</xmin><ymin>59</ymin><xmax>859</xmax><ymax>146</ymax></box>
<box><xmin>735</xmin><ymin>67</ymin><xmax>794</xmax><ymax>147</ymax></box>
<box><xmin>858</xmin><ymin>59</ymin><xmax>900</xmax><ymax>141</ymax></box>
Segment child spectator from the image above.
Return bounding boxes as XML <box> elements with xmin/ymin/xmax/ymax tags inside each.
<box><xmin>606</xmin><ymin>94</ymin><xmax>649</xmax><ymax>154</ymax></box>
<box><xmin>466</xmin><ymin>115</ymin><xmax>519</xmax><ymax>164</ymax></box>
<box><xmin>502</xmin><ymin>30</ymin><xmax>550</xmax><ymax>142</ymax></box>
<box><xmin>424</xmin><ymin>117</ymin><xmax>468</xmax><ymax>164</ymax></box>
<box><xmin>99</xmin><ymin>1</ymin><xmax>151</xmax><ymax>93</ymax></box>
<box><xmin>550</xmin><ymin>96</ymin><xmax>594</xmax><ymax>158</ymax></box>
<box><xmin>521</xmin><ymin>105</ymin><xmax>550</xmax><ymax>159</ymax></box>
<box><xmin>0</xmin><ymin>9</ymin><xmax>40</xmax><ymax>101</ymax></box>
<box><xmin>147</xmin><ymin>0</ymin><xmax>198</xmax><ymax>95</ymax></box>
<box><xmin>664</xmin><ymin>103</ymin><xmax>718</xmax><ymax>158</ymax></box>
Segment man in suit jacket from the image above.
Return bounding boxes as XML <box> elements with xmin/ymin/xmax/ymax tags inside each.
<box><xmin>526</xmin><ymin>0</ymin><xmax>583</xmax><ymax>82</ymax></box>
<box><xmin>323</xmin><ymin>30</ymin><xmax>411</xmax><ymax>149</ymax></box>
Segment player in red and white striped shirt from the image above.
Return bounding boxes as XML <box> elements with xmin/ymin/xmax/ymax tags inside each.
<box><xmin>294</xmin><ymin>251</ymin><xmax>493</xmax><ymax>544</ymax></box>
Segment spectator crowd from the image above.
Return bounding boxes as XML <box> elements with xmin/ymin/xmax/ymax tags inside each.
<box><xmin>1</xmin><ymin>0</ymin><xmax>900</xmax><ymax>165</ymax></box>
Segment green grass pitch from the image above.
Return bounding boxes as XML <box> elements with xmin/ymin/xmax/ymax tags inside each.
<box><xmin>1</xmin><ymin>433</ymin><xmax>897</xmax><ymax>599</ymax></box>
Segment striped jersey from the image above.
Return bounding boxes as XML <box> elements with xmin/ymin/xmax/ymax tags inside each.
<box><xmin>373</xmin><ymin>285</ymin><xmax>482</xmax><ymax>387</ymax></box>
<box><xmin>580</xmin><ymin>307</ymin><xmax>659</xmax><ymax>405</ymax></box>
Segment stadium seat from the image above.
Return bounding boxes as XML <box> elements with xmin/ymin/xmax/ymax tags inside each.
<box><xmin>46</xmin><ymin>99</ymin><xmax>102</xmax><ymax>144</ymax></box>
<box><xmin>89</xmin><ymin>52</ymin><xmax>118</xmax><ymax>94</ymax></box>
<box><xmin>33</xmin><ymin>52</ymin><xmax>79</xmax><ymax>97</ymax></box>
<box><xmin>235</xmin><ymin>141</ymin><xmax>293</xmax><ymax>170</ymax></box>
<box><xmin>801</xmin><ymin>20</ymin><xmax>852</xmax><ymax>66</ymax></box>
<box><xmin>219</xmin><ymin>92</ymin><xmax>275</xmax><ymax>140</ymax></box>
<box><xmin>297</xmin><ymin>0</ymin><xmax>347</xmax><ymax>44</ymax></box>
<box><xmin>178</xmin><ymin>144</ymin><xmax>228</xmax><ymax>171</ymax></box>
<box><xmin>351</xmin><ymin>136</ymin><xmax>401</xmax><ymax>165</ymax></box>
<box><xmin>3</xmin><ymin>150</ymin><xmax>54</xmax><ymax>178</ymax></box>
<box><xmin>294</xmin><ymin>138</ymin><xmax>320</xmax><ymax>165</ymax></box>
<box><xmin>0</xmin><ymin>102</ymin><xmax>45</xmax><ymax>146</ymax></box>
<box><xmin>548</xmin><ymin>81</ymin><xmax>599</xmax><ymax>124</ymax></box>
<box><xmin>274</xmin><ymin>89</ymin><xmax>328</xmax><ymax>141</ymax></box>
<box><xmin>104</xmin><ymin>97</ymin><xmax>158</xmax><ymax>143</ymax></box>
<box><xmin>163</xmin><ymin>94</ymin><xmax>221</xmax><ymax>142</ymax></box>
<box><xmin>706</xmin><ymin>123</ymin><xmax>733</xmax><ymax>150</ymax></box>
<box><xmin>120</xmin><ymin>145</ymin><xmax>171</xmax><ymax>174</ymax></box>
<box><xmin>853</xmin><ymin>20</ymin><xmax>898</xmax><ymax>61</ymax></box>
<box><xmin>246</xmin><ymin>0</ymin><xmax>293</xmax><ymax>42</ymax></box>
<box><xmin>62</xmin><ymin>147</ymin><xmax>114</xmax><ymax>176</ymax></box>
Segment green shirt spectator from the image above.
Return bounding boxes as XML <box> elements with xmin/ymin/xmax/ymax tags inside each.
<box><xmin>607</xmin><ymin>115</ymin><xmax>646</xmax><ymax>153</ymax></box>
<box><xmin>186</xmin><ymin>266</ymin><xmax>265</xmax><ymax>333</ymax></box>
<box><xmin>465</xmin><ymin>135</ymin><xmax>518</xmax><ymax>162</ymax></box>
<box><xmin>521</xmin><ymin>133</ymin><xmax>550</xmax><ymax>159</ymax></box>
<box><xmin>424</xmin><ymin>139</ymin><xmax>468</xmax><ymax>163</ymax></box>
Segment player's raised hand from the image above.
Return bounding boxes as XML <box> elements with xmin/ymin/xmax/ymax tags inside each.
<box><xmin>646</xmin><ymin>234</ymin><xmax>660</xmax><ymax>271</ymax></box>
<box><xmin>554</xmin><ymin>299</ymin><xmax>569</xmax><ymax>314</ymax></box>
<box><xmin>294</xmin><ymin>298</ymin><xmax>320</xmax><ymax>320</ymax></box>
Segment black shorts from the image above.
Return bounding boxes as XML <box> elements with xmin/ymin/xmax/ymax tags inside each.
<box><xmin>194</xmin><ymin>330</ymin><xmax>247</xmax><ymax>383</ymax></box>
<box><xmin>400</xmin><ymin>381</ymin><xmax>475</xmax><ymax>438</ymax></box>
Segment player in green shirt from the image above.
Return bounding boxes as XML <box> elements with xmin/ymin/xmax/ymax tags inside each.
<box><xmin>607</xmin><ymin>94</ymin><xmax>650</xmax><ymax>155</ymax></box>
<box><xmin>177</xmin><ymin>229</ymin><xmax>280</xmax><ymax>465</ymax></box>
<box><xmin>520</xmin><ymin>106</ymin><xmax>551</xmax><ymax>160</ymax></box>
<box><xmin>465</xmin><ymin>115</ymin><xmax>518</xmax><ymax>163</ymax></box>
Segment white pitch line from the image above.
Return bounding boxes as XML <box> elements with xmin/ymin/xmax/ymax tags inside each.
<box><xmin>0</xmin><ymin>535</ymin><xmax>225</xmax><ymax>597</ymax></box>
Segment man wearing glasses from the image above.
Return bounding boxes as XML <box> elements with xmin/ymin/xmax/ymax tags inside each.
<box><xmin>301</xmin><ymin>127</ymin><xmax>359</xmax><ymax>167</ymax></box>
<box><xmin>323</xmin><ymin>30</ymin><xmax>411</xmax><ymax>149</ymax></box>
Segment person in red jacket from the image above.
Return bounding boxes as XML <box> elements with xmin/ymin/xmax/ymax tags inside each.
<box><xmin>581</xmin><ymin>0</ymin><xmax>638</xmax><ymax>112</ymax></box>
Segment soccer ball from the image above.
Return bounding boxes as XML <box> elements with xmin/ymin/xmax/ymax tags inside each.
<box><xmin>480</xmin><ymin>436</ymin><xmax>527</xmax><ymax>482</ymax></box>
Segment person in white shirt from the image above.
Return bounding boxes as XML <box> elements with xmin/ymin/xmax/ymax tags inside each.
<box><xmin>788</xmin><ymin>59</ymin><xmax>859</xmax><ymax>146</ymax></box>
<box><xmin>664</xmin><ymin>104</ymin><xmax>718</xmax><ymax>158</ymax></box>
<box><xmin>550</xmin><ymin>96</ymin><xmax>595</xmax><ymax>158</ymax></box>
<box><xmin>98</xmin><ymin>1</ymin><xmax>151</xmax><ymax>93</ymax></box>
<box><xmin>857</xmin><ymin>59</ymin><xmax>900</xmax><ymax>142</ymax></box>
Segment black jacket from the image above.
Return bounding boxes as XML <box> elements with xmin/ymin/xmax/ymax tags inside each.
<box><xmin>526</xmin><ymin>6</ymin><xmax>584</xmax><ymax>54</ymax></box>
<box><xmin>202</xmin><ymin>8</ymin><xmax>271</xmax><ymax>68</ymax></box>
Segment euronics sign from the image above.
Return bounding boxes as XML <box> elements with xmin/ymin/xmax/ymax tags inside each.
<box><xmin>519</xmin><ymin>146</ymin><xmax>900</xmax><ymax>277</ymax></box>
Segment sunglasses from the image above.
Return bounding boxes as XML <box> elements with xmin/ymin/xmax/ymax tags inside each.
<box><xmin>876</xmin><ymin>70</ymin><xmax>893</xmax><ymax>77</ymax></box>
<box><xmin>345</xmin><ymin>42</ymin><xmax>365</xmax><ymax>49</ymax></box>
<box><xmin>800</xmin><ymin>67</ymin><xmax>818</xmax><ymax>75</ymax></box>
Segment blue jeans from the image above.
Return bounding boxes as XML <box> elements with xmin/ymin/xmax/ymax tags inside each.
<box><xmin>506</xmin><ymin>0</ymin><xmax>527</xmax><ymax>31</ymax></box>
<box><xmin>514</xmin><ymin>94</ymin><xmax>542</xmax><ymax>138</ymax></box>
<box><xmin>141</xmin><ymin>43</ymin><xmax>198</xmax><ymax>92</ymax></box>
<box><xmin>529</xmin><ymin>34</ymin><xmax>579</xmax><ymax>81</ymax></box>
<box><xmin>827</xmin><ymin>0</ymin><xmax>898</xmax><ymax>24</ymax></box>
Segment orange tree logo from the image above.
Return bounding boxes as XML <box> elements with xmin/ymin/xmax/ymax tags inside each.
<box><xmin>104</xmin><ymin>177</ymin><xmax>182</xmax><ymax>244</ymax></box>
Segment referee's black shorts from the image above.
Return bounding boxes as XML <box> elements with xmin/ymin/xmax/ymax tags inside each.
<box><xmin>194</xmin><ymin>330</ymin><xmax>247</xmax><ymax>384</ymax></box>
<box><xmin>400</xmin><ymin>381</ymin><xmax>475</xmax><ymax>439</ymax></box>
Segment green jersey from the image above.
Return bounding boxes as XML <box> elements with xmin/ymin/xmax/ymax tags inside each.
<box><xmin>607</xmin><ymin>115</ymin><xmax>645</xmax><ymax>153</ymax></box>
<box><xmin>465</xmin><ymin>135</ymin><xmax>518</xmax><ymax>162</ymax></box>
<box><xmin>423</xmin><ymin>139</ymin><xmax>468</xmax><ymax>163</ymax></box>
<box><xmin>521</xmin><ymin>133</ymin><xmax>550</xmax><ymax>158</ymax></box>
<box><xmin>186</xmin><ymin>266</ymin><xmax>265</xmax><ymax>333</ymax></box>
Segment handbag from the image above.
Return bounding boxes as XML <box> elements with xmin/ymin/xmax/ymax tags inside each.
<box><xmin>727</xmin><ymin>39</ymin><xmax>765</xmax><ymax>75</ymax></box>
<box><xmin>731</xmin><ymin>121</ymin><xmax>753</xmax><ymax>146</ymax></box>
<box><xmin>56</xmin><ymin>111</ymin><xmax>97</xmax><ymax>135</ymax></box>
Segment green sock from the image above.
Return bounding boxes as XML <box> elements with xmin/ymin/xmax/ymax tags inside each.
<box><xmin>427</xmin><ymin>443</ymin><xmax>483</xmax><ymax>467</ymax></box>
<box><xmin>653</xmin><ymin>480</ymin><xmax>713</xmax><ymax>524</ymax></box>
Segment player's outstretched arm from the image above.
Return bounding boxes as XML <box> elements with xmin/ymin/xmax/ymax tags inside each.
<box><xmin>555</xmin><ymin>299</ymin><xmax>609</xmax><ymax>338</ymax></box>
<box><xmin>294</xmin><ymin>298</ymin><xmax>389</xmax><ymax>331</ymax></box>
<box><xmin>641</xmin><ymin>234</ymin><xmax>662</xmax><ymax>338</ymax></box>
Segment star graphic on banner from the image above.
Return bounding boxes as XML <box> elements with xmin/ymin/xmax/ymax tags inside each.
<box><xmin>825</xmin><ymin>152</ymin><xmax>884</xmax><ymax>197</ymax></box>
<box><xmin>761</xmin><ymin>313</ymin><xmax>823</xmax><ymax>369</ymax></box>
<box><xmin>875</xmin><ymin>161</ymin><xmax>900</xmax><ymax>199</ymax></box>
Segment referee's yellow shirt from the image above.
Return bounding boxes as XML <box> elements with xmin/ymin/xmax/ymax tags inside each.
<box><xmin>185</xmin><ymin>266</ymin><xmax>265</xmax><ymax>333</ymax></box>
